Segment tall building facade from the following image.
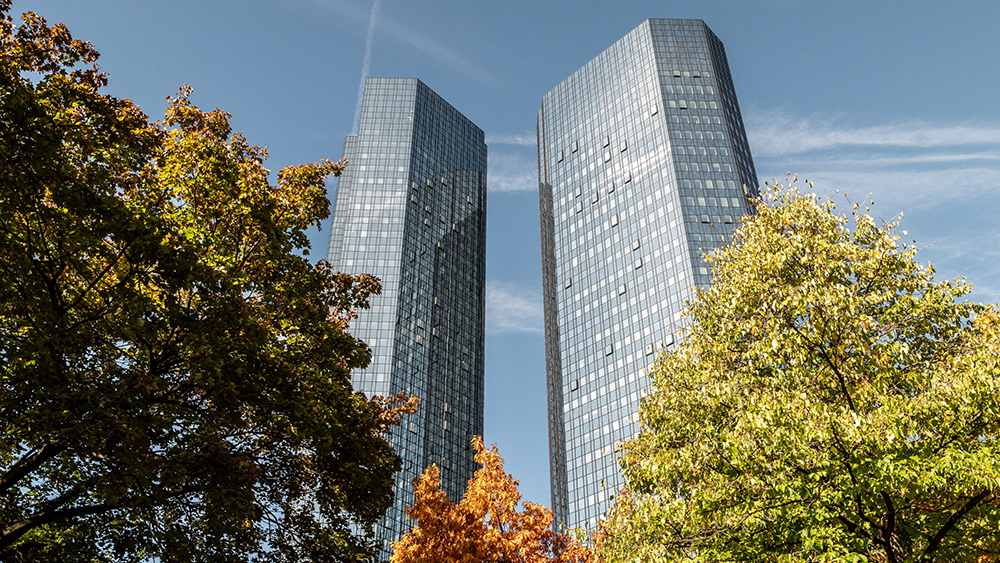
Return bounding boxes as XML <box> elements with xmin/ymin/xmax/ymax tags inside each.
<box><xmin>537</xmin><ymin>19</ymin><xmax>758</xmax><ymax>530</ymax></box>
<box><xmin>327</xmin><ymin>77</ymin><xmax>487</xmax><ymax>555</ymax></box>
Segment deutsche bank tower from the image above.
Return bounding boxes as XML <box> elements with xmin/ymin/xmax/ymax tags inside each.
<box><xmin>327</xmin><ymin>78</ymin><xmax>487</xmax><ymax>555</ymax></box>
<box><xmin>537</xmin><ymin>20</ymin><xmax>757</xmax><ymax>530</ymax></box>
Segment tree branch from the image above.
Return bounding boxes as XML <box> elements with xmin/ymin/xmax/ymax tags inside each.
<box><xmin>0</xmin><ymin>482</ymin><xmax>201</xmax><ymax>552</ymax></box>
<box><xmin>0</xmin><ymin>442</ymin><xmax>65</xmax><ymax>494</ymax></box>
<box><xmin>0</xmin><ymin>502</ymin><xmax>114</xmax><ymax>551</ymax></box>
<box><xmin>921</xmin><ymin>489</ymin><xmax>992</xmax><ymax>559</ymax></box>
<box><xmin>784</xmin><ymin>310</ymin><xmax>857</xmax><ymax>411</ymax></box>
<box><xmin>880</xmin><ymin>492</ymin><xmax>898</xmax><ymax>563</ymax></box>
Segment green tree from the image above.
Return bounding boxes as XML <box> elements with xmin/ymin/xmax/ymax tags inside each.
<box><xmin>599</xmin><ymin>179</ymin><xmax>1000</xmax><ymax>562</ymax></box>
<box><xmin>0</xmin><ymin>4</ymin><xmax>414</xmax><ymax>561</ymax></box>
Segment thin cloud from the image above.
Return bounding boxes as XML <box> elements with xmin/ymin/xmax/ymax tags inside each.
<box><xmin>486</xmin><ymin>281</ymin><xmax>543</xmax><ymax>334</ymax></box>
<box><xmin>909</xmin><ymin>231</ymin><xmax>1000</xmax><ymax>304</ymax></box>
<box><xmin>486</xmin><ymin>133</ymin><xmax>537</xmax><ymax>146</ymax></box>
<box><xmin>747</xmin><ymin>111</ymin><xmax>1000</xmax><ymax>156</ymax></box>
<box><xmin>377</xmin><ymin>18</ymin><xmax>490</xmax><ymax>83</ymax></box>
<box><xmin>747</xmin><ymin>110</ymin><xmax>1000</xmax><ymax>206</ymax></box>
<box><xmin>774</xmin><ymin>151</ymin><xmax>1000</xmax><ymax>168</ymax></box>
<box><xmin>778</xmin><ymin>168</ymin><xmax>1000</xmax><ymax>209</ymax></box>
<box><xmin>301</xmin><ymin>0</ymin><xmax>489</xmax><ymax>83</ymax></box>
<box><xmin>351</xmin><ymin>0</ymin><xmax>381</xmax><ymax>134</ymax></box>
<box><xmin>488</xmin><ymin>150</ymin><xmax>537</xmax><ymax>192</ymax></box>
<box><xmin>747</xmin><ymin>110</ymin><xmax>1000</xmax><ymax>306</ymax></box>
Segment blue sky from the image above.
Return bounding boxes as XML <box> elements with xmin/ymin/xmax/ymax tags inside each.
<box><xmin>14</xmin><ymin>0</ymin><xmax>1000</xmax><ymax>510</ymax></box>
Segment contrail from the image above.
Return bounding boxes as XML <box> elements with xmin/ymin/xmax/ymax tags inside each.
<box><xmin>352</xmin><ymin>0</ymin><xmax>381</xmax><ymax>134</ymax></box>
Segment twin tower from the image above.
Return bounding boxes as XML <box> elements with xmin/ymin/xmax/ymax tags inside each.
<box><xmin>326</xmin><ymin>18</ymin><xmax>757</xmax><ymax>556</ymax></box>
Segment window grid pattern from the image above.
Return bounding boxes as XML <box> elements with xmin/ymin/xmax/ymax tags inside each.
<box><xmin>537</xmin><ymin>19</ymin><xmax>757</xmax><ymax>530</ymax></box>
<box><xmin>327</xmin><ymin>77</ymin><xmax>487</xmax><ymax>558</ymax></box>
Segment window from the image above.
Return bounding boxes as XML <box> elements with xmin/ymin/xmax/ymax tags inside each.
<box><xmin>650</xmin><ymin>103</ymin><xmax>659</xmax><ymax>116</ymax></box>
<box><xmin>632</xmin><ymin>239</ymin><xmax>641</xmax><ymax>251</ymax></box>
<box><xmin>575</xmin><ymin>202</ymin><xmax>583</xmax><ymax>214</ymax></box>
<box><xmin>620</xmin><ymin>140</ymin><xmax>628</xmax><ymax>153</ymax></box>
<box><xmin>572</xmin><ymin>140</ymin><xmax>579</xmax><ymax>153</ymax></box>
<box><xmin>633</xmin><ymin>258</ymin><xmax>643</xmax><ymax>270</ymax></box>
<box><xmin>607</xmin><ymin>181</ymin><xmax>616</xmax><ymax>194</ymax></box>
<box><xmin>565</xmin><ymin>277</ymin><xmax>572</xmax><ymax>289</ymax></box>
<box><xmin>611</xmin><ymin>214</ymin><xmax>619</xmax><ymax>227</ymax></box>
<box><xmin>604</xmin><ymin>151</ymin><xmax>611</xmax><ymax>163</ymax></box>
<box><xmin>558</xmin><ymin>150</ymin><xmax>564</xmax><ymax>162</ymax></box>
<box><xmin>603</xmin><ymin>136</ymin><xmax>610</xmax><ymax>147</ymax></box>
<box><xmin>618</xmin><ymin>284</ymin><xmax>627</xmax><ymax>295</ymax></box>
<box><xmin>604</xmin><ymin>344</ymin><xmax>614</xmax><ymax>356</ymax></box>
<box><xmin>679</xmin><ymin>100</ymin><xmax>688</xmax><ymax>110</ymax></box>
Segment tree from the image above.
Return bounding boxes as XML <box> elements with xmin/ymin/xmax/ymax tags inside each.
<box><xmin>599</xmin><ymin>179</ymin><xmax>1000</xmax><ymax>562</ymax></box>
<box><xmin>0</xmin><ymin>3</ymin><xmax>415</xmax><ymax>561</ymax></box>
<box><xmin>391</xmin><ymin>437</ymin><xmax>594</xmax><ymax>563</ymax></box>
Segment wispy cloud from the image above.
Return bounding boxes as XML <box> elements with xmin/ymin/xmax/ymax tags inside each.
<box><xmin>746</xmin><ymin>110</ymin><xmax>1000</xmax><ymax>207</ymax></box>
<box><xmin>909</xmin><ymin>230</ymin><xmax>1000</xmax><ymax>304</ymax></box>
<box><xmin>769</xmin><ymin>168</ymin><xmax>1000</xmax><ymax>209</ymax></box>
<box><xmin>301</xmin><ymin>0</ymin><xmax>490</xmax><ymax>83</ymax></box>
<box><xmin>377</xmin><ymin>18</ymin><xmax>490</xmax><ymax>83</ymax></box>
<box><xmin>488</xmin><ymin>150</ymin><xmax>537</xmax><ymax>192</ymax></box>
<box><xmin>487</xmin><ymin>281</ymin><xmax>543</xmax><ymax>334</ymax></box>
<box><xmin>486</xmin><ymin>132</ymin><xmax>537</xmax><ymax>146</ymax></box>
<box><xmin>351</xmin><ymin>0</ymin><xmax>381</xmax><ymax>134</ymax></box>
<box><xmin>747</xmin><ymin>111</ymin><xmax>1000</xmax><ymax>156</ymax></box>
<box><xmin>746</xmin><ymin>109</ymin><xmax>1000</xmax><ymax>305</ymax></box>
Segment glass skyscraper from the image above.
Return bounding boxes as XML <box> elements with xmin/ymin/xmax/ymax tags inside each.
<box><xmin>326</xmin><ymin>77</ymin><xmax>487</xmax><ymax>556</ymax></box>
<box><xmin>537</xmin><ymin>19</ymin><xmax>757</xmax><ymax>530</ymax></box>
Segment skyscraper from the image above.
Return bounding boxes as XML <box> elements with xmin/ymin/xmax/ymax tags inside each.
<box><xmin>326</xmin><ymin>77</ymin><xmax>487</xmax><ymax>556</ymax></box>
<box><xmin>537</xmin><ymin>19</ymin><xmax>757</xmax><ymax>530</ymax></box>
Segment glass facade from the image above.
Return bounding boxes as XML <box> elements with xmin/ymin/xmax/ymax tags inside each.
<box><xmin>327</xmin><ymin>77</ymin><xmax>487</xmax><ymax>557</ymax></box>
<box><xmin>537</xmin><ymin>19</ymin><xmax>757</xmax><ymax>530</ymax></box>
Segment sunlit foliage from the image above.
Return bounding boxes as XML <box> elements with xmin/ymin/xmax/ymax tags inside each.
<box><xmin>392</xmin><ymin>437</ymin><xmax>594</xmax><ymax>563</ymax></box>
<box><xmin>600</xmin><ymin>178</ymin><xmax>1000</xmax><ymax>562</ymax></box>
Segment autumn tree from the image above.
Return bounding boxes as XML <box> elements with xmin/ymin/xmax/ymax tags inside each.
<box><xmin>599</xmin><ymin>179</ymin><xmax>1000</xmax><ymax>562</ymax></box>
<box><xmin>392</xmin><ymin>437</ymin><xmax>594</xmax><ymax>563</ymax></box>
<box><xmin>0</xmin><ymin>3</ymin><xmax>414</xmax><ymax>561</ymax></box>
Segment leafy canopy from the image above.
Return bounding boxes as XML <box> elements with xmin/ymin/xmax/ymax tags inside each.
<box><xmin>392</xmin><ymin>437</ymin><xmax>594</xmax><ymax>563</ymax></box>
<box><xmin>599</xmin><ymin>179</ymin><xmax>1000</xmax><ymax>562</ymax></box>
<box><xmin>0</xmin><ymin>3</ymin><xmax>414</xmax><ymax>561</ymax></box>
